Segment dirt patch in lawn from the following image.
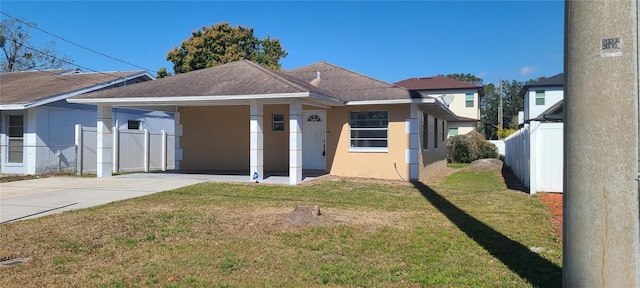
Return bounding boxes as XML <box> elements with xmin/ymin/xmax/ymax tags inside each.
<box><xmin>538</xmin><ymin>193</ymin><xmax>563</xmax><ymax>240</ymax></box>
<box><xmin>464</xmin><ymin>158</ymin><xmax>504</xmax><ymax>172</ymax></box>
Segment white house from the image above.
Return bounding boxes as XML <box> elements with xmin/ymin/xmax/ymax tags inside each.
<box><xmin>0</xmin><ymin>69</ymin><xmax>174</xmax><ymax>175</ymax></box>
<box><xmin>394</xmin><ymin>76</ymin><xmax>483</xmax><ymax>137</ymax></box>
<box><xmin>520</xmin><ymin>73</ymin><xmax>564</xmax><ymax>123</ymax></box>
<box><xmin>505</xmin><ymin>73</ymin><xmax>564</xmax><ymax>194</ymax></box>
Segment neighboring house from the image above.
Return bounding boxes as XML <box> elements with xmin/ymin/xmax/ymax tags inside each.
<box><xmin>520</xmin><ymin>73</ymin><xmax>564</xmax><ymax>123</ymax></box>
<box><xmin>0</xmin><ymin>69</ymin><xmax>174</xmax><ymax>175</ymax></box>
<box><xmin>504</xmin><ymin>73</ymin><xmax>564</xmax><ymax>194</ymax></box>
<box><xmin>69</xmin><ymin>60</ymin><xmax>458</xmax><ymax>185</ymax></box>
<box><xmin>394</xmin><ymin>76</ymin><xmax>483</xmax><ymax>137</ymax></box>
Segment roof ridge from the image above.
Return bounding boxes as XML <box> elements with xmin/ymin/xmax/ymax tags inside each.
<box><xmin>241</xmin><ymin>60</ymin><xmax>308</xmax><ymax>93</ymax></box>
<box><xmin>316</xmin><ymin>61</ymin><xmax>412</xmax><ymax>92</ymax></box>
<box><xmin>395</xmin><ymin>75</ymin><xmax>481</xmax><ymax>88</ymax></box>
<box><xmin>285</xmin><ymin>60</ymin><xmax>330</xmax><ymax>71</ymax></box>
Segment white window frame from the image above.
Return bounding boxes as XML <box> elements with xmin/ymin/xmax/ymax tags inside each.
<box><xmin>349</xmin><ymin>110</ymin><xmax>388</xmax><ymax>153</ymax></box>
<box><xmin>272</xmin><ymin>113</ymin><xmax>285</xmax><ymax>131</ymax></box>
<box><xmin>7</xmin><ymin>114</ymin><xmax>24</xmax><ymax>164</ymax></box>
<box><xmin>465</xmin><ymin>93</ymin><xmax>474</xmax><ymax>107</ymax></box>
<box><xmin>535</xmin><ymin>90</ymin><xmax>545</xmax><ymax>106</ymax></box>
<box><xmin>448</xmin><ymin>127</ymin><xmax>459</xmax><ymax>137</ymax></box>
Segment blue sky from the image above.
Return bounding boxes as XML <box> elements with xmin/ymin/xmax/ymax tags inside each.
<box><xmin>1</xmin><ymin>1</ymin><xmax>564</xmax><ymax>85</ymax></box>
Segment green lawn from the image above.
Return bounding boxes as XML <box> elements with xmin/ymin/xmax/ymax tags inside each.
<box><xmin>0</xmin><ymin>170</ymin><xmax>561</xmax><ymax>287</ymax></box>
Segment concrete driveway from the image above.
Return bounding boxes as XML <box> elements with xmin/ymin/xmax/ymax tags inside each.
<box><xmin>0</xmin><ymin>173</ymin><xmax>216</xmax><ymax>223</ymax></box>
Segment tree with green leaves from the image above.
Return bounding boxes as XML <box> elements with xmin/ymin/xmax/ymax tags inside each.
<box><xmin>166</xmin><ymin>22</ymin><xmax>287</xmax><ymax>74</ymax></box>
<box><xmin>445</xmin><ymin>73</ymin><xmax>484</xmax><ymax>85</ymax></box>
<box><xmin>0</xmin><ymin>18</ymin><xmax>70</xmax><ymax>72</ymax></box>
<box><xmin>156</xmin><ymin>67</ymin><xmax>172</xmax><ymax>78</ymax></box>
<box><xmin>479</xmin><ymin>80</ymin><xmax>526</xmax><ymax>139</ymax></box>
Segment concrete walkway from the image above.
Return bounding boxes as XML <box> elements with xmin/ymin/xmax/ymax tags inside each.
<box><xmin>0</xmin><ymin>174</ymin><xmax>212</xmax><ymax>223</ymax></box>
<box><xmin>0</xmin><ymin>172</ymin><xmax>325</xmax><ymax>224</ymax></box>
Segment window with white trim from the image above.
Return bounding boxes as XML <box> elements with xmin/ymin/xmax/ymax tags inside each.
<box><xmin>8</xmin><ymin>115</ymin><xmax>24</xmax><ymax>163</ymax></box>
<box><xmin>273</xmin><ymin>114</ymin><xmax>285</xmax><ymax>131</ymax></box>
<box><xmin>535</xmin><ymin>90</ymin><xmax>545</xmax><ymax>105</ymax></box>
<box><xmin>448</xmin><ymin>127</ymin><xmax>459</xmax><ymax>137</ymax></box>
<box><xmin>465</xmin><ymin>93</ymin><xmax>474</xmax><ymax>107</ymax></box>
<box><xmin>349</xmin><ymin>111</ymin><xmax>388</xmax><ymax>150</ymax></box>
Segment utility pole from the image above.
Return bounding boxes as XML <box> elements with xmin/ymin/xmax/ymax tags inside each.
<box><xmin>564</xmin><ymin>0</ymin><xmax>639</xmax><ymax>286</ymax></box>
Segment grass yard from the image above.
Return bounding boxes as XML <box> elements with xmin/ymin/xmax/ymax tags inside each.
<box><xmin>0</xmin><ymin>169</ymin><xmax>562</xmax><ymax>287</ymax></box>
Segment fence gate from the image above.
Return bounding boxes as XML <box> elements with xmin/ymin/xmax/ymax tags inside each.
<box><xmin>75</xmin><ymin>124</ymin><xmax>174</xmax><ymax>175</ymax></box>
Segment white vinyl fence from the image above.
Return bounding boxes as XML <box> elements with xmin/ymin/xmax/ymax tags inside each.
<box><xmin>504</xmin><ymin>121</ymin><xmax>563</xmax><ymax>194</ymax></box>
<box><xmin>75</xmin><ymin>124</ymin><xmax>175</xmax><ymax>174</ymax></box>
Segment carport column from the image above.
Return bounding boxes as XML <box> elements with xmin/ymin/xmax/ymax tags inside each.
<box><xmin>96</xmin><ymin>105</ymin><xmax>113</xmax><ymax>178</ymax></box>
<box><xmin>289</xmin><ymin>100</ymin><xmax>303</xmax><ymax>185</ymax></box>
<box><xmin>174</xmin><ymin>112</ymin><xmax>183</xmax><ymax>170</ymax></box>
<box><xmin>406</xmin><ymin>104</ymin><xmax>419</xmax><ymax>180</ymax></box>
<box><xmin>250</xmin><ymin>100</ymin><xmax>264</xmax><ymax>182</ymax></box>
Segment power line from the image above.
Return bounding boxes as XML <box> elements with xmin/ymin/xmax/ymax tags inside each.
<box><xmin>1</xmin><ymin>11</ymin><xmax>158</xmax><ymax>74</ymax></box>
<box><xmin>7</xmin><ymin>37</ymin><xmax>141</xmax><ymax>87</ymax></box>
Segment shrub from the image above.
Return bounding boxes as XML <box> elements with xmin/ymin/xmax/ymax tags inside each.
<box><xmin>447</xmin><ymin>131</ymin><xmax>498</xmax><ymax>163</ymax></box>
<box><xmin>497</xmin><ymin>127</ymin><xmax>517</xmax><ymax>139</ymax></box>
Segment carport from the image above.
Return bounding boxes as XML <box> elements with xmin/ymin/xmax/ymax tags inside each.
<box><xmin>68</xmin><ymin>60</ymin><xmax>343</xmax><ymax>185</ymax></box>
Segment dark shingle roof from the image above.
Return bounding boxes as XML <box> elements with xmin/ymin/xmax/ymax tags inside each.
<box><xmin>285</xmin><ymin>62</ymin><xmax>420</xmax><ymax>101</ymax></box>
<box><xmin>525</xmin><ymin>73</ymin><xmax>564</xmax><ymax>87</ymax></box>
<box><xmin>0</xmin><ymin>69</ymin><xmax>148</xmax><ymax>105</ymax></box>
<box><xmin>75</xmin><ymin>60</ymin><xmax>334</xmax><ymax>99</ymax></box>
<box><xmin>518</xmin><ymin>73</ymin><xmax>564</xmax><ymax>97</ymax></box>
<box><xmin>394</xmin><ymin>75</ymin><xmax>481</xmax><ymax>91</ymax></box>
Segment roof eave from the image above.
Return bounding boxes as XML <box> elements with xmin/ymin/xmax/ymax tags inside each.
<box><xmin>2</xmin><ymin>71</ymin><xmax>153</xmax><ymax>109</ymax></box>
<box><xmin>68</xmin><ymin>92</ymin><xmax>320</xmax><ymax>106</ymax></box>
<box><xmin>0</xmin><ymin>104</ymin><xmax>27</xmax><ymax>110</ymax></box>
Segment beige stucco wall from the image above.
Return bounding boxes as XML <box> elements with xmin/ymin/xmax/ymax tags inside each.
<box><xmin>178</xmin><ymin>103</ymin><xmax>448</xmax><ymax>183</ymax></box>
<box><xmin>419</xmin><ymin>112</ymin><xmax>448</xmax><ymax>182</ymax></box>
<box><xmin>446</xmin><ymin>91</ymin><xmax>480</xmax><ymax>119</ymax></box>
<box><xmin>179</xmin><ymin>105</ymin><xmax>292</xmax><ymax>172</ymax></box>
<box><xmin>326</xmin><ymin>105</ymin><xmax>411</xmax><ymax>181</ymax></box>
<box><xmin>448</xmin><ymin>121</ymin><xmax>477</xmax><ymax>136</ymax></box>
<box><xmin>420</xmin><ymin>90</ymin><xmax>480</xmax><ymax>120</ymax></box>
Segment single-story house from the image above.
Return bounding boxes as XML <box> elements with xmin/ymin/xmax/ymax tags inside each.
<box><xmin>0</xmin><ymin>69</ymin><xmax>174</xmax><ymax>174</ymax></box>
<box><xmin>394</xmin><ymin>75</ymin><xmax>483</xmax><ymax>137</ymax></box>
<box><xmin>68</xmin><ymin>60</ymin><xmax>458</xmax><ymax>185</ymax></box>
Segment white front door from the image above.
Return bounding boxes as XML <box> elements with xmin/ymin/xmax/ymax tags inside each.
<box><xmin>302</xmin><ymin>110</ymin><xmax>326</xmax><ymax>170</ymax></box>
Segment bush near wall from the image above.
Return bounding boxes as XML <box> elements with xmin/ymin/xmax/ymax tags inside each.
<box><xmin>447</xmin><ymin>131</ymin><xmax>499</xmax><ymax>163</ymax></box>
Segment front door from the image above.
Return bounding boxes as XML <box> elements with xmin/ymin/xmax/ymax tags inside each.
<box><xmin>302</xmin><ymin>111</ymin><xmax>326</xmax><ymax>170</ymax></box>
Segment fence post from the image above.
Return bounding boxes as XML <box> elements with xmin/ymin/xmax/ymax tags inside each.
<box><xmin>113</xmin><ymin>126</ymin><xmax>119</xmax><ymax>174</ymax></box>
<box><xmin>161</xmin><ymin>130</ymin><xmax>167</xmax><ymax>171</ymax></box>
<box><xmin>529</xmin><ymin>121</ymin><xmax>539</xmax><ymax>194</ymax></box>
<box><xmin>144</xmin><ymin>129</ymin><xmax>149</xmax><ymax>173</ymax></box>
<box><xmin>75</xmin><ymin>124</ymin><xmax>83</xmax><ymax>175</ymax></box>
